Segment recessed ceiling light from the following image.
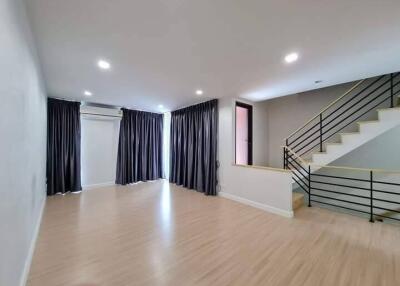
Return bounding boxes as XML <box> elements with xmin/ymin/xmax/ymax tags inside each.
<box><xmin>196</xmin><ymin>90</ymin><xmax>204</xmax><ymax>95</ymax></box>
<box><xmin>158</xmin><ymin>104</ymin><xmax>164</xmax><ymax>109</ymax></box>
<box><xmin>83</xmin><ymin>90</ymin><xmax>93</xmax><ymax>96</ymax></box>
<box><xmin>284</xmin><ymin>52</ymin><xmax>299</xmax><ymax>63</ymax></box>
<box><xmin>97</xmin><ymin>59</ymin><xmax>111</xmax><ymax>70</ymax></box>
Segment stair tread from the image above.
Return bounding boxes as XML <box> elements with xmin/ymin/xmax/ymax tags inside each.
<box><xmin>293</xmin><ymin>192</ymin><xmax>304</xmax><ymax>199</ymax></box>
<box><xmin>377</xmin><ymin>106</ymin><xmax>400</xmax><ymax>112</ymax></box>
<box><xmin>339</xmin><ymin>132</ymin><xmax>360</xmax><ymax>136</ymax></box>
<box><xmin>357</xmin><ymin>120</ymin><xmax>380</xmax><ymax>125</ymax></box>
<box><xmin>292</xmin><ymin>192</ymin><xmax>304</xmax><ymax>211</ymax></box>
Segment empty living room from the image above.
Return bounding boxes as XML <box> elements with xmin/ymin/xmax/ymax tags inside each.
<box><xmin>2</xmin><ymin>0</ymin><xmax>400</xmax><ymax>285</ymax></box>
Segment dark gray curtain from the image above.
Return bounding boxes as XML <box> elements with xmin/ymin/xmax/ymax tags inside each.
<box><xmin>116</xmin><ymin>109</ymin><xmax>163</xmax><ymax>185</ymax></box>
<box><xmin>46</xmin><ymin>98</ymin><xmax>82</xmax><ymax>196</ymax></box>
<box><xmin>170</xmin><ymin>99</ymin><xmax>218</xmax><ymax>196</ymax></box>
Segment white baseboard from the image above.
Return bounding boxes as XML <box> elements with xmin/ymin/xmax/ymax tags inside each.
<box><xmin>20</xmin><ymin>197</ymin><xmax>46</xmax><ymax>286</ymax></box>
<box><xmin>219</xmin><ymin>192</ymin><xmax>294</xmax><ymax>218</ymax></box>
<box><xmin>83</xmin><ymin>182</ymin><xmax>115</xmax><ymax>190</ymax></box>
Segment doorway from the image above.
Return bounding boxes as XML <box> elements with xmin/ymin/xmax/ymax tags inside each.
<box><xmin>235</xmin><ymin>102</ymin><xmax>253</xmax><ymax>165</ymax></box>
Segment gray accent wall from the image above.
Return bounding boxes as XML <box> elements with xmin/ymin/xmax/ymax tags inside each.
<box><xmin>0</xmin><ymin>0</ymin><xmax>47</xmax><ymax>285</ymax></box>
<box><xmin>252</xmin><ymin>101</ymin><xmax>269</xmax><ymax>166</ymax></box>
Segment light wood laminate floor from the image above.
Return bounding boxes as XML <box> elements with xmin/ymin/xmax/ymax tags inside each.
<box><xmin>28</xmin><ymin>180</ymin><xmax>400</xmax><ymax>286</ymax></box>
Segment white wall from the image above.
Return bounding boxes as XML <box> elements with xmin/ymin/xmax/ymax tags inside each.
<box><xmin>81</xmin><ymin>110</ymin><xmax>120</xmax><ymax>188</ymax></box>
<box><xmin>81</xmin><ymin>108</ymin><xmax>170</xmax><ymax>187</ymax></box>
<box><xmin>218</xmin><ymin>97</ymin><xmax>293</xmax><ymax>217</ymax></box>
<box><xmin>0</xmin><ymin>0</ymin><xmax>47</xmax><ymax>285</ymax></box>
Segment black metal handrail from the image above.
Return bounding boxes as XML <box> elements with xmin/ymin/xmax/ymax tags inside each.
<box><xmin>284</xmin><ymin>72</ymin><xmax>400</xmax><ymax>157</ymax></box>
<box><xmin>284</xmin><ymin>147</ymin><xmax>400</xmax><ymax>223</ymax></box>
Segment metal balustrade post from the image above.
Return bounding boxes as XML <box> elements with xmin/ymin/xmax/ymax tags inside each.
<box><xmin>390</xmin><ymin>73</ymin><xmax>394</xmax><ymax>108</ymax></box>
<box><xmin>369</xmin><ymin>171</ymin><xmax>374</xmax><ymax>223</ymax></box>
<box><xmin>283</xmin><ymin>146</ymin><xmax>286</xmax><ymax>169</ymax></box>
<box><xmin>319</xmin><ymin>114</ymin><xmax>323</xmax><ymax>152</ymax></box>
<box><xmin>308</xmin><ymin>165</ymin><xmax>311</xmax><ymax>207</ymax></box>
<box><xmin>285</xmin><ymin>139</ymin><xmax>289</xmax><ymax>169</ymax></box>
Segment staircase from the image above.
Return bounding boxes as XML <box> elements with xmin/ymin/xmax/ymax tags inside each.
<box><xmin>283</xmin><ymin>72</ymin><xmax>400</xmax><ymax>222</ymax></box>
<box><xmin>311</xmin><ymin>106</ymin><xmax>400</xmax><ymax>167</ymax></box>
<box><xmin>292</xmin><ymin>192</ymin><xmax>304</xmax><ymax>211</ymax></box>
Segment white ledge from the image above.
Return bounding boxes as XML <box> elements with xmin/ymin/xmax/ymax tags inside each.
<box><xmin>232</xmin><ymin>163</ymin><xmax>291</xmax><ymax>173</ymax></box>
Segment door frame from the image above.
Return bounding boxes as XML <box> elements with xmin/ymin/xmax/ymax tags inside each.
<box><xmin>234</xmin><ymin>101</ymin><xmax>253</xmax><ymax>165</ymax></box>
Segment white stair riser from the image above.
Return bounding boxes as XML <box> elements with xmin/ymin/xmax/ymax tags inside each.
<box><xmin>326</xmin><ymin>144</ymin><xmax>342</xmax><ymax>154</ymax></box>
<box><xmin>357</xmin><ymin>122</ymin><xmax>380</xmax><ymax>133</ymax></box>
<box><xmin>359</xmin><ymin>121</ymin><xmax>398</xmax><ymax>134</ymax></box>
<box><xmin>378</xmin><ymin>109</ymin><xmax>400</xmax><ymax>121</ymax></box>
<box><xmin>340</xmin><ymin>134</ymin><xmax>359</xmax><ymax>145</ymax></box>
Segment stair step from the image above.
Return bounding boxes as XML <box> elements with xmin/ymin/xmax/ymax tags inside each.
<box><xmin>325</xmin><ymin>142</ymin><xmax>343</xmax><ymax>150</ymax></box>
<box><xmin>376</xmin><ymin>106</ymin><xmax>400</xmax><ymax>112</ymax></box>
<box><xmin>338</xmin><ymin>132</ymin><xmax>360</xmax><ymax>141</ymax></box>
<box><xmin>375</xmin><ymin>207</ymin><xmax>400</xmax><ymax>222</ymax></box>
<box><xmin>377</xmin><ymin>107</ymin><xmax>400</xmax><ymax>121</ymax></box>
<box><xmin>325</xmin><ymin>142</ymin><xmax>343</xmax><ymax>153</ymax></box>
<box><xmin>339</xmin><ymin>132</ymin><xmax>360</xmax><ymax>142</ymax></box>
<box><xmin>293</xmin><ymin>192</ymin><xmax>304</xmax><ymax>211</ymax></box>
<box><xmin>339</xmin><ymin>132</ymin><xmax>360</xmax><ymax>136</ymax></box>
<box><xmin>357</xmin><ymin>120</ymin><xmax>380</xmax><ymax>126</ymax></box>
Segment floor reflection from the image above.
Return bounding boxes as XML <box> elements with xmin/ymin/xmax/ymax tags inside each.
<box><xmin>160</xmin><ymin>181</ymin><xmax>172</xmax><ymax>230</ymax></box>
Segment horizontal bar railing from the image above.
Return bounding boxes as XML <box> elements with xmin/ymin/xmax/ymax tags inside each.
<box><xmin>285</xmin><ymin>72</ymin><xmax>400</xmax><ymax>157</ymax></box>
<box><xmin>296</xmin><ymin>77</ymin><xmax>400</xmax><ymax>156</ymax></box>
<box><xmin>283</xmin><ymin>146</ymin><xmax>400</xmax><ymax>223</ymax></box>
<box><xmin>285</xmin><ymin>79</ymin><xmax>366</xmax><ymax>141</ymax></box>
<box><xmin>287</xmin><ymin>76</ymin><xmax>386</xmax><ymax>148</ymax></box>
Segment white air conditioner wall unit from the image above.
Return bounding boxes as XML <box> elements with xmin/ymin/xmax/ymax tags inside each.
<box><xmin>80</xmin><ymin>105</ymin><xmax>123</xmax><ymax>120</ymax></box>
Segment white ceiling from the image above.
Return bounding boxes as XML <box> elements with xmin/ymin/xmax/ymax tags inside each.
<box><xmin>26</xmin><ymin>0</ymin><xmax>400</xmax><ymax>112</ymax></box>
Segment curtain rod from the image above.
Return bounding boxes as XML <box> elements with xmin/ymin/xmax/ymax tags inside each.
<box><xmin>48</xmin><ymin>96</ymin><xmax>198</xmax><ymax>114</ymax></box>
<box><xmin>173</xmin><ymin>98</ymin><xmax>218</xmax><ymax>112</ymax></box>
<box><xmin>48</xmin><ymin>96</ymin><xmax>80</xmax><ymax>103</ymax></box>
<box><xmin>48</xmin><ymin>96</ymin><xmax>122</xmax><ymax>110</ymax></box>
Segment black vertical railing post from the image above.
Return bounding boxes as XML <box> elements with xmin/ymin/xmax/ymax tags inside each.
<box><xmin>319</xmin><ymin>114</ymin><xmax>323</xmax><ymax>152</ymax></box>
<box><xmin>285</xmin><ymin>139</ymin><xmax>289</xmax><ymax>169</ymax></box>
<box><xmin>283</xmin><ymin>146</ymin><xmax>286</xmax><ymax>169</ymax></box>
<box><xmin>390</xmin><ymin>73</ymin><xmax>394</xmax><ymax>108</ymax></box>
<box><xmin>369</xmin><ymin>170</ymin><xmax>374</xmax><ymax>223</ymax></box>
<box><xmin>308</xmin><ymin>165</ymin><xmax>311</xmax><ymax>207</ymax></box>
